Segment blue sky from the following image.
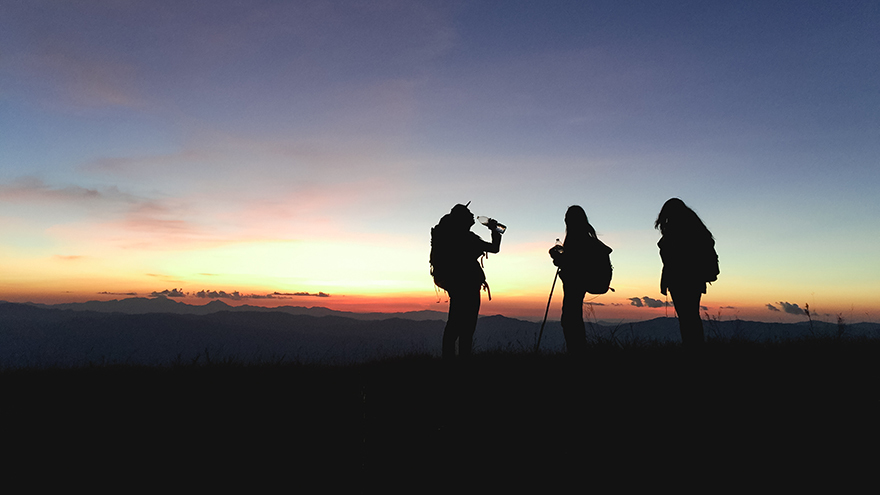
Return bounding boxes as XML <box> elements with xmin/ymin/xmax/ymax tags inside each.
<box><xmin>1</xmin><ymin>1</ymin><xmax>878</xmax><ymax>321</ymax></box>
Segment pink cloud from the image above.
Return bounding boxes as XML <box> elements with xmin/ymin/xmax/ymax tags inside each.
<box><xmin>0</xmin><ymin>178</ymin><xmax>112</xmax><ymax>204</ymax></box>
<box><xmin>53</xmin><ymin>255</ymin><xmax>86</xmax><ymax>261</ymax></box>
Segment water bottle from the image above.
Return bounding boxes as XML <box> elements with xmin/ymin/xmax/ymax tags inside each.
<box><xmin>549</xmin><ymin>238</ymin><xmax>563</xmax><ymax>264</ymax></box>
<box><xmin>476</xmin><ymin>216</ymin><xmax>507</xmax><ymax>234</ymax></box>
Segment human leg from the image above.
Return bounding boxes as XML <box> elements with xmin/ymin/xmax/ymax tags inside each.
<box><xmin>457</xmin><ymin>286</ymin><xmax>481</xmax><ymax>358</ymax></box>
<box><xmin>442</xmin><ymin>292</ymin><xmax>461</xmax><ymax>360</ymax></box>
<box><xmin>442</xmin><ymin>322</ymin><xmax>458</xmax><ymax>360</ymax></box>
<box><xmin>561</xmin><ymin>284</ymin><xmax>587</xmax><ymax>354</ymax></box>
<box><xmin>671</xmin><ymin>289</ymin><xmax>704</xmax><ymax>347</ymax></box>
<box><xmin>443</xmin><ymin>285</ymin><xmax>481</xmax><ymax>359</ymax></box>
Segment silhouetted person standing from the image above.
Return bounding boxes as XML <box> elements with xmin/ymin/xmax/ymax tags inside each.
<box><xmin>549</xmin><ymin>206</ymin><xmax>612</xmax><ymax>354</ymax></box>
<box><xmin>655</xmin><ymin>198</ymin><xmax>719</xmax><ymax>348</ymax></box>
<box><xmin>431</xmin><ymin>204</ymin><xmax>502</xmax><ymax>360</ymax></box>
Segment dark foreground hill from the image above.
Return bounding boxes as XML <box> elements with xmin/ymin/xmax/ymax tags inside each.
<box><xmin>3</xmin><ymin>342</ymin><xmax>878</xmax><ymax>490</ymax></box>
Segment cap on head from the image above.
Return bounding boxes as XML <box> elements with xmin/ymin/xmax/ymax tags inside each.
<box><xmin>450</xmin><ymin>203</ymin><xmax>471</xmax><ymax>217</ymax></box>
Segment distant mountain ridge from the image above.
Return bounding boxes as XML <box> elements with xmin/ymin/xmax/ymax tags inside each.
<box><xmin>9</xmin><ymin>296</ymin><xmax>448</xmax><ymax>321</ymax></box>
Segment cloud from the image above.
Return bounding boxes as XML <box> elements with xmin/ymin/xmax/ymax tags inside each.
<box><xmin>629</xmin><ymin>296</ymin><xmax>670</xmax><ymax>309</ymax></box>
<box><xmin>766</xmin><ymin>304</ymin><xmax>780</xmax><ymax>312</ymax></box>
<box><xmin>54</xmin><ymin>255</ymin><xmax>85</xmax><ymax>261</ymax></box>
<box><xmin>120</xmin><ymin>216</ymin><xmax>198</xmax><ymax>235</ymax></box>
<box><xmin>1</xmin><ymin>178</ymin><xmax>222</xmax><ymax>250</ymax></box>
<box><xmin>700</xmin><ymin>305</ymin><xmax>708</xmax><ymax>311</ymax></box>
<box><xmin>81</xmin><ymin>150</ymin><xmax>222</xmax><ymax>178</ymax></box>
<box><xmin>642</xmin><ymin>297</ymin><xmax>667</xmax><ymax>308</ymax></box>
<box><xmin>151</xmin><ymin>288</ymin><xmax>187</xmax><ymax>298</ymax></box>
<box><xmin>195</xmin><ymin>290</ymin><xmax>242</xmax><ymax>300</ymax></box>
<box><xmin>273</xmin><ymin>292</ymin><xmax>331</xmax><ymax>298</ymax></box>
<box><xmin>192</xmin><ymin>290</ymin><xmax>331</xmax><ymax>300</ymax></box>
<box><xmin>98</xmin><ymin>291</ymin><xmax>138</xmax><ymax>296</ymax></box>
<box><xmin>0</xmin><ymin>177</ymin><xmax>133</xmax><ymax>205</ymax></box>
<box><xmin>0</xmin><ymin>178</ymin><xmax>204</xmax><ymax>243</ymax></box>
<box><xmin>777</xmin><ymin>301</ymin><xmax>805</xmax><ymax>315</ymax></box>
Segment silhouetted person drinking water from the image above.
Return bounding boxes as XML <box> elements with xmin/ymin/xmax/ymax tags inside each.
<box><xmin>655</xmin><ymin>198</ymin><xmax>719</xmax><ymax>348</ymax></box>
<box><xmin>430</xmin><ymin>203</ymin><xmax>503</xmax><ymax>360</ymax></box>
<box><xmin>549</xmin><ymin>206</ymin><xmax>613</xmax><ymax>354</ymax></box>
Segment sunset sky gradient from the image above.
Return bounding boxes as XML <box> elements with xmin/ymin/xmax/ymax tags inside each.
<box><xmin>1</xmin><ymin>1</ymin><xmax>878</xmax><ymax>322</ymax></box>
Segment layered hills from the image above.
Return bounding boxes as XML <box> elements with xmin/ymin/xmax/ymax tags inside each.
<box><xmin>1</xmin><ymin>297</ymin><xmax>877</xmax><ymax>368</ymax></box>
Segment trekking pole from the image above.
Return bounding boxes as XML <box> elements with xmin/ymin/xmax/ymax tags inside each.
<box><xmin>535</xmin><ymin>267</ymin><xmax>560</xmax><ymax>353</ymax></box>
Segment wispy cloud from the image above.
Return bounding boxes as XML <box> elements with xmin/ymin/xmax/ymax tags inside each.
<box><xmin>273</xmin><ymin>291</ymin><xmax>331</xmax><ymax>298</ymax></box>
<box><xmin>9</xmin><ymin>178</ymin><xmax>231</xmax><ymax>251</ymax></box>
<box><xmin>0</xmin><ymin>178</ymin><xmax>230</xmax><ymax>253</ymax></box>
<box><xmin>54</xmin><ymin>255</ymin><xmax>85</xmax><ymax>261</ymax></box>
<box><xmin>0</xmin><ymin>178</ymin><xmax>134</xmax><ymax>206</ymax></box>
<box><xmin>0</xmin><ymin>179</ymin><xmax>192</xmax><ymax>237</ymax></box>
<box><xmin>192</xmin><ymin>290</ymin><xmax>331</xmax><ymax>300</ymax></box>
<box><xmin>83</xmin><ymin>150</ymin><xmax>206</xmax><ymax>174</ymax></box>
<box><xmin>766</xmin><ymin>303</ymin><xmax>781</xmax><ymax>312</ymax></box>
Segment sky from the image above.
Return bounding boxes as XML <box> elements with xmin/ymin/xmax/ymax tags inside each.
<box><xmin>1</xmin><ymin>0</ymin><xmax>878</xmax><ymax>323</ymax></box>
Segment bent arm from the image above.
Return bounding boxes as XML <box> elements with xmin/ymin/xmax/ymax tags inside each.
<box><xmin>472</xmin><ymin>230</ymin><xmax>501</xmax><ymax>255</ymax></box>
<box><xmin>485</xmin><ymin>230</ymin><xmax>501</xmax><ymax>254</ymax></box>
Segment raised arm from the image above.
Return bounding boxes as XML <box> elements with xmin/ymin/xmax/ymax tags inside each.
<box><xmin>486</xmin><ymin>228</ymin><xmax>501</xmax><ymax>254</ymax></box>
<box><xmin>482</xmin><ymin>219</ymin><xmax>502</xmax><ymax>253</ymax></box>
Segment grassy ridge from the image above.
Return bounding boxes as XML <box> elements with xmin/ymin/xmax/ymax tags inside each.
<box><xmin>3</xmin><ymin>338</ymin><xmax>878</xmax><ymax>489</ymax></box>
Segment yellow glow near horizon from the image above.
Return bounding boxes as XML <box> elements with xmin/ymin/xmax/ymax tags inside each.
<box><xmin>1</xmin><ymin>233</ymin><xmax>878</xmax><ymax>323</ymax></box>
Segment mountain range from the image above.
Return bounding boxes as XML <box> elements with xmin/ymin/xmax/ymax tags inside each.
<box><xmin>18</xmin><ymin>296</ymin><xmax>449</xmax><ymax>320</ymax></box>
<box><xmin>1</xmin><ymin>297</ymin><xmax>878</xmax><ymax>368</ymax></box>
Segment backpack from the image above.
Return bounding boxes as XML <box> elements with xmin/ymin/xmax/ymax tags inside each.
<box><xmin>584</xmin><ymin>239</ymin><xmax>613</xmax><ymax>295</ymax></box>
<box><xmin>429</xmin><ymin>218</ymin><xmax>488</xmax><ymax>292</ymax></box>
<box><xmin>430</xmin><ymin>216</ymin><xmax>464</xmax><ymax>291</ymax></box>
<box><xmin>429</xmin><ymin>224</ymin><xmax>450</xmax><ymax>290</ymax></box>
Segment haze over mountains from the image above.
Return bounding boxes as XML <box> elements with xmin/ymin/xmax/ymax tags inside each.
<box><xmin>1</xmin><ymin>297</ymin><xmax>878</xmax><ymax>368</ymax></box>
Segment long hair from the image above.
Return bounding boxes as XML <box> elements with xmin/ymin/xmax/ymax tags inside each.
<box><xmin>564</xmin><ymin>205</ymin><xmax>597</xmax><ymax>245</ymax></box>
<box><xmin>654</xmin><ymin>198</ymin><xmax>713</xmax><ymax>239</ymax></box>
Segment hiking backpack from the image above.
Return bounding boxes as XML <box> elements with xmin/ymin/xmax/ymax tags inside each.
<box><xmin>584</xmin><ymin>239</ymin><xmax>613</xmax><ymax>295</ymax></box>
<box><xmin>429</xmin><ymin>221</ymin><xmax>489</xmax><ymax>293</ymax></box>
<box><xmin>429</xmin><ymin>225</ymin><xmax>449</xmax><ymax>290</ymax></box>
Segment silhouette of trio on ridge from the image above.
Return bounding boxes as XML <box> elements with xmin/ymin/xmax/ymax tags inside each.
<box><xmin>430</xmin><ymin>198</ymin><xmax>718</xmax><ymax>359</ymax></box>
